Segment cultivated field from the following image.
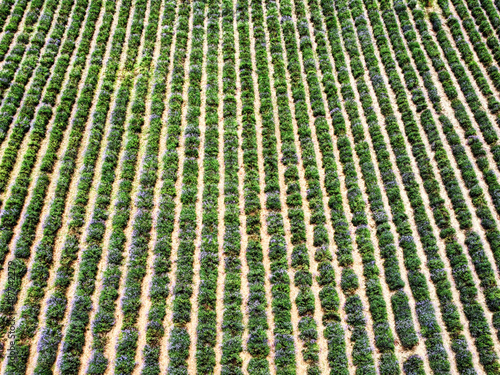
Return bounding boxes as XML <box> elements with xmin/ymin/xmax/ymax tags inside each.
<box><xmin>0</xmin><ymin>0</ymin><xmax>499</xmax><ymax>373</ymax></box>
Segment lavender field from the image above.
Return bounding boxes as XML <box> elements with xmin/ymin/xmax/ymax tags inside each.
<box><xmin>0</xmin><ymin>0</ymin><xmax>500</xmax><ymax>373</ymax></box>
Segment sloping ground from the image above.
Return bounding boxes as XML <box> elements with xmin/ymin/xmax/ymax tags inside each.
<box><xmin>0</xmin><ymin>0</ymin><xmax>500</xmax><ymax>374</ymax></box>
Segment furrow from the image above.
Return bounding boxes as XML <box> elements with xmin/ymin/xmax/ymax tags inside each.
<box><xmin>262</xmin><ymin>0</ymin><xmax>305</xmax><ymax>372</ymax></box>
<box><xmin>443</xmin><ymin>0</ymin><xmax>500</xmax><ymax>102</ymax></box>
<box><xmin>185</xmin><ymin>4</ymin><xmax>208</xmax><ymax>374</ymax></box>
<box><xmin>160</xmin><ymin>2</ymin><xmax>194</xmax><ymax>371</ymax></box>
<box><xmin>0</xmin><ymin>0</ymin><xmax>95</xmax><ymax>314</ymax></box>
<box><xmin>49</xmin><ymin>1</ymin><xmax>134</xmax><ymax>370</ymax></box>
<box><xmin>249</xmin><ymin>1</ymin><xmax>303</xmax><ymax>373</ymax></box>
<box><xmin>357</xmin><ymin>0</ymin><xmax>492</xmax><ymax>370</ymax></box>
<box><xmin>0</xmin><ymin>0</ymin><xmax>85</xmax><ymax>205</ymax></box>
<box><xmin>280</xmin><ymin>0</ymin><xmax>403</xmax><ymax>372</ymax></box>
<box><xmin>0</xmin><ymin>0</ymin><xmax>53</xmax><ymax>128</ymax></box>
<box><xmin>407</xmin><ymin>2</ymin><xmax>500</xmax><ymax>344</ymax></box>
<box><xmin>1</xmin><ymin>0</ymin><xmax>125</xmax><ymax>369</ymax></box>
<box><xmin>0</xmin><ymin>0</ymin><xmax>89</xmax><ymax>216</ymax></box>
<box><xmin>78</xmin><ymin>0</ymin><xmax>154</xmax><ymax>372</ymax></box>
<box><xmin>274</xmin><ymin>0</ymin><xmax>336</xmax><ymax>372</ymax></box>
<box><xmin>436</xmin><ymin>3</ymin><xmax>500</xmax><ymax>151</ymax></box>
<box><xmin>310</xmin><ymin>2</ymin><xmax>431</xmax><ymax>371</ymax></box>
<box><xmin>470</xmin><ymin>0</ymin><xmax>500</xmax><ymax>44</ymax></box>
<box><xmin>320</xmin><ymin>1</ymin><xmax>459</xmax><ymax>374</ymax></box>
<box><xmin>416</xmin><ymin>3</ymin><xmax>500</xmax><ymax>211</ymax></box>
<box><xmin>377</xmin><ymin>0</ymin><xmax>500</xmax><ymax>350</ymax></box>
<box><xmin>131</xmin><ymin>1</ymin><xmax>168</xmax><ymax>373</ymax></box>
<box><xmin>350</xmin><ymin>1</ymin><xmax>480</xmax><ymax>371</ymax></box>
<box><xmin>232</xmin><ymin>0</ymin><xmax>252</xmax><ymax>372</ymax></box>
<box><xmin>139</xmin><ymin>1</ymin><xmax>184</xmax><ymax>373</ymax></box>
<box><xmin>213</xmin><ymin>4</ymin><xmax>225</xmax><ymax>371</ymax></box>
<box><xmin>389</xmin><ymin>0</ymin><xmax>500</xmax><ymax>300</ymax></box>
<box><xmin>49</xmin><ymin>3</ymin><xmax>136</xmax><ymax>373</ymax></box>
<box><xmin>295</xmin><ymin>0</ymin><xmax>411</xmax><ymax>372</ymax></box>
<box><xmin>165</xmin><ymin>1</ymin><xmax>206</xmax><ymax>372</ymax></box>
<box><xmin>0</xmin><ymin>0</ymin><xmax>34</xmax><ymax>72</ymax></box>
<box><xmin>345</xmin><ymin>0</ymin><xmax>500</xmax><ymax>371</ymax></box>
<box><xmin>26</xmin><ymin>0</ymin><xmax>132</xmax><ymax>371</ymax></box>
<box><xmin>194</xmin><ymin>1</ymin><xmax>221</xmax><ymax>373</ymax></box>
<box><xmin>246</xmin><ymin>0</ymin><xmax>276</xmax><ymax>372</ymax></box>
<box><xmin>302</xmin><ymin>8</ymin><xmax>406</xmax><ymax>372</ymax></box>
<box><xmin>219</xmin><ymin>1</ymin><xmax>244</xmax><ymax>372</ymax></box>
<box><xmin>405</xmin><ymin>0</ymin><xmax>500</xmax><ymax>278</ymax></box>
<box><xmin>27</xmin><ymin>3</ymin><xmax>136</xmax><ymax>373</ymax></box>
<box><xmin>0</xmin><ymin>0</ymin><xmax>18</xmax><ymax>36</ymax></box>
<box><xmin>99</xmin><ymin>0</ymin><xmax>153</xmax><ymax>370</ymax></box>
<box><xmin>0</xmin><ymin>0</ymin><xmax>73</xmax><ymax>195</ymax></box>
<box><xmin>0</xmin><ymin>0</ymin><xmax>111</xmax><ymax>365</ymax></box>
<box><xmin>35</xmin><ymin>0</ymin><xmax>134</xmax><ymax>371</ymax></box>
